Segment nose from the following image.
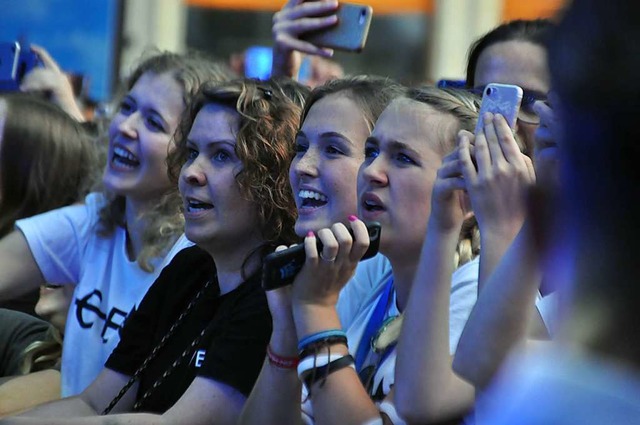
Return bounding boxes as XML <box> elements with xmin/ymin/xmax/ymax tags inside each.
<box><xmin>181</xmin><ymin>158</ymin><xmax>207</xmax><ymax>187</ymax></box>
<box><xmin>117</xmin><ymin>112</ymin><xmax>140</xmax><ymax>139</ymax></box>
<box><xmin>360</xmin><ymin>156</ymin><xmax>388</xmax><ymax>187</ymax></box>
<box><xmin>292</xmin><ymin>148</ymin><xmax>319</xmax><ymax>179</ymax></box>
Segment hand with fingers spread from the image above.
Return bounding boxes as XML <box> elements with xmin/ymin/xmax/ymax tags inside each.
<box><xmin>291</xmin><ymin>217</ymin><xmax>370</xmax><ymax>308</ymax></box>
<box><xmin>459</xmin><ymin>113</ymin><xmax>535</xmax><ymax>240</ymax></box>
<box><xmin>19</xmin><ymin>45</ymin><xmax>85</xmax><ymax>122</ymax></box>
<box><xmin>271</xmin><ymin>0</ymin><xmax>339</xmax><ymax>80</ymax></box>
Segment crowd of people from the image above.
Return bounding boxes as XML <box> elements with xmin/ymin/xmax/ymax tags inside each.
<box><xmin>0</xmin><ymin>0</ymin><xmax>637</xmax><ymax>423</ymax></box>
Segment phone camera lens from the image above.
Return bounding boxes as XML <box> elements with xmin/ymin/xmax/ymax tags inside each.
<box><xmin>485</xmin><ymin>87</ymin><xmax>494</xmax><ymax>96</ymax></box>
<box><xmin>359</xmin><ymin>9</ymin><xmax>366</xmax><ymax>24</ymax></box>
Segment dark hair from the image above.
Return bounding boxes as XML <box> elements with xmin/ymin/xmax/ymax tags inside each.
<box><xmin>98</xmin><ymin>50</ymin><xmax>236</xmax><ymax>272</ymax></box>
<box><xmin>300</xmin><ymin>75</ymin><xmax>406</xmax><ymax>131</ymax></box>
<box><xmin>0</xmin><ymin>93</ymin><xmax>99</xmax><ymax>237</ymax></box>
<box><xmin>466</xmin><ymin>19</ymin><xmax>555</xmax><ymax>87</ymax></box>
<box><xmin>168</xmin><ymin>78</ymin><xmax>302</xmax><ymax>256</ymax></box>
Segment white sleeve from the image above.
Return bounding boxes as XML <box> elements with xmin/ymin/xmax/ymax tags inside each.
<box><xmin>337</xmin><ymin>254</ymin><xmax>392</xmax><ymax>330</ymax></box>
<box><xmin>14</xmin><ymin>194</ymin><xmax>100</xmax><ymax>285</ymax></box>
<box><xmin>449</xmin><ymin>257</ymin><xmax>479</xmax><ymax>354</ymax></box>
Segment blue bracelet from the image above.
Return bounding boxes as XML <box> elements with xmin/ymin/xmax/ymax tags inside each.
<box><xmin>297</xmin><ymin>329</ymin><xmax>347</xmax><ymax>352</ymax></box>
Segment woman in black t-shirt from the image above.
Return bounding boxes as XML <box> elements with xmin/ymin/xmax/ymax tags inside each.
<box><xmin>4</xmin><ymin>78</ymin><xmax>305</xmax><ymax>424</ymax></box>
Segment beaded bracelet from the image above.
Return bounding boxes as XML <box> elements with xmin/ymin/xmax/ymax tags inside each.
<box><xmin>266</xmin><ymin>344</ymin><xmax>299</xmax><ymax>370</ymax></box>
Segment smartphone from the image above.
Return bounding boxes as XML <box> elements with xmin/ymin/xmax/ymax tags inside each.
<box><xmin>0</xmin><ymin>42</ymin><xmax>42</xmax><ymax>92</ymax></box>
<box><xmin>301</xmin><ymin>2</ymin><xmax>373</xmax><ymax>53</ymax></box>
<box><xmin>0</xmin><ymin>42</ymin><xmax>21</xmax><ymax>92</ymax></box>
<box><xmin>262</xmin><ymin>221</ymin><xmax>381</xmax><ymax>290</ymax></box>
<box><xmin>474</xmin><ymin>83</ymin><xmax>523</xmax><ymax>134</ymax></box>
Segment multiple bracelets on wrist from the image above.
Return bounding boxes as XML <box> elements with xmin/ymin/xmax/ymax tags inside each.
<box><xmin>266</xmin><ymin>329</ymin><xmax>353</xmax><ymax>397</ymax></box>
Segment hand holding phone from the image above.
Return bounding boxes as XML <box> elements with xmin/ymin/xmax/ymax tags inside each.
<box><xmin>262</xmin><ymin>221</ymin><xmax>381</xmax><ymax>290</ymax></box>
<box><xmin>474</xmin><ymin>83</ymin><xmax>523</xmax><ymax>134</ymax></box>
<box><xmin>301</xmin><ymin>2</ymin><xmax>373</xmax><ymax>53</ymax></box>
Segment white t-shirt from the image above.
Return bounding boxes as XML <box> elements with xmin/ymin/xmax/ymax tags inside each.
<box><xmin>301</xmin><ymin>254</ymin><xmax>479</xmax><ymax>422</ymax></box>
<box><xmin>16</xmin><ymin>193</ymin><xmax>192</xmax><ymax>396</ymax></box>
<box><xmin>476</xmin><ymin>344</ymin><xmax>640</xmax><ymax>425</ymax></box>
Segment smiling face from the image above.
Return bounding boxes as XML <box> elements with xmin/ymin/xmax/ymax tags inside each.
<box><xmin>289</xmin><ymin>93</ymin><xmax>371</xmax><ymax>236</ymax></box>
<box><xmin>474</xmin><ymin>40</ymin><xmax>550</xmax><ymax>156</ymax></box>
<box><xmin>103</xmin><ymin>71</ymin><xmax>184</xmax><ymax>204</ymax></box>
<box><xmin>358</xmin><ymin>98</ymin><xmax>458</xmax><ymax>260</ymax></box>
<box><xmin>178</xmin><ymin>103</ymin><xmax>261</xmax><ymax>253</ymax></box>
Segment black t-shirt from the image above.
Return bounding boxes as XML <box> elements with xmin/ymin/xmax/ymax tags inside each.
<box><xmin>0</xmin><ymin>308</ymin><xmax>51</xmax><ymax>377</ymax></box>
<box><xmin>105</xmin><ymin>246</ymin><xmax>272</xmax><ymax>413</ymax></box>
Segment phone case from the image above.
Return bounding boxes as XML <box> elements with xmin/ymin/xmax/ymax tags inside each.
<box><xmin>474</xmin><ymin>83</ymin><xmax>523</xmax><ymax>133</ymax></box>
<box><xmin>261</xmin><ymin>221</ymin><xmax>381</xmax><ymax>290</ymax></box>
<box><xmin>301</xmin><ymin>3</ymin><xmax>373</xmax><ymax>52</ymax></box>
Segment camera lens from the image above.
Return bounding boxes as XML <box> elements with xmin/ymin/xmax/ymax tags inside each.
<box><xmin>486</xmin><ymin>87</ymin><xmax>494</xmax><ymax>96</ymax></box>
<box><xmin>359</xmin><ymin>9</ymin><xmax>366</xmax><ymax>24</ymax></box>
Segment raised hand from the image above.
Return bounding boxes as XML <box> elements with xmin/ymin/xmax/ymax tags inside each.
<box><xmin>459</xmin><ymin>113</ymin><xmax>535</xmax><ymax>239</ymax></box>
<box><xmin>271</xmin><ymin>0</ymin><xmax>339</xmax><ymax>79</ymax></box>
<box><xmin>20</xmin><ymin>45</ymin><xmax>85</xmax><ymax>122</ymax></box>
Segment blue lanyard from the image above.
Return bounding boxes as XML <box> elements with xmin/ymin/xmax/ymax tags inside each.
<box><xmin>355</xmin><ymin>278</ymin><xmax>395</xmax><ymax>372</ymax></box>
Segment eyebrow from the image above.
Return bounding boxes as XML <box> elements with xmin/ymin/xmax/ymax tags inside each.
<box><xmin>297</xmin><ymin>130</ymin><xmax>356</xmax><ymax>147</ymax></box>
<box><xmin>187</xmin><ymin>139</ymin><xmax>236</xmax><ymax>148</ymax></box>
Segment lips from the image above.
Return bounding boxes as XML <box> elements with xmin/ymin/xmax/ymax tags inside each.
<box><xmin>111</xmin><ymin>145</ymin><xmax>140</xmax><ymax>169</ymax></box>
<box><xmin>297</xmin><ymin>188</ymin><xmax>328</xmax><ymax>209</ymax></box>
<box><xmin>361</xmin><ymin>192</ymin><xmax>385</xmax><ymax>212</ymax></box>
<box><xmin>183</xmin><ymin>197</ymin><xmax>214</xmax><ymax>218</ymax></box>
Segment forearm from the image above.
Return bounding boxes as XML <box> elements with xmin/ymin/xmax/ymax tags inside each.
<box><xmin>293</xmin><ymin>305</ymin><xmax>379</xmax><ymax>425</ymax></box>
<box><xmin>477</xmin><ymin>223</ymin><xmax>522</xmax><ymax>292</ymax></box>
<box><xmin>0</xmin><ymin>370</ymin><xmax>60</xmax><ymax>418</ymax></box>
<box><xmin>239</xmin><ymin>326</ymin><xmax>304</xmax><ymax>425</ymax></box>
<box><xmin>1</xmin><ymin>413</ymin><xmax>161</xmax><ymax>425</ymax></box>
<box><xmin>9</xmin><ymin>396</ymin><xmax>96</xmax><ymax>419</ymax></box>
<box><xmin>453</xmin><ymin>223</ymin><xmax>543</xmax><ymax>389</ymax></box>
<box><xmin>395</xmin><ymin>226</ymin><xmax>473</xmax><ymax>423</ymax></box>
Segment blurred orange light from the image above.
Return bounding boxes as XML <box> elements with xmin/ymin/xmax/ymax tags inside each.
<box><xmin>186</xmin><ymin>0</ymin><xmax>434</xmax><ymax>15</ymax></box>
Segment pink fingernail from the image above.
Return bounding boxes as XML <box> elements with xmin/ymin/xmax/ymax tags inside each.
<box><xmin>307</xmin><ymin>231</ymin><xmax>315</xmax><ymax>237</ymax></box>
<box><xmin>348</xmin><ymin>215</ymin><xmax>358</xmax><ymax>222</ymax></box>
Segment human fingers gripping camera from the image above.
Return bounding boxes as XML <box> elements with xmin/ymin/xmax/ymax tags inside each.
<box><xmin>20</xmin><ymin>45</ymin><xmax>84</xmax><ymax>122</ymax></box>
<box><xmin>272</xmin><ymin>0</ymin><xmax>339</xmax><ymax>79</ymax></box>
<box><xmin>459</xmin><ymin>113</ymin><xmax>535</xmax><ymax>240</ymax></box>
<box><xmin>291</xmin><ymin>217</ymin><xmax>370</xmax><ymax>309</ymax></box>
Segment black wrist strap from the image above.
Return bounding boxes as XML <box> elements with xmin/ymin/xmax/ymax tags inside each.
<box><xmin>303</xmin><ymin>354</ymin><xmax>355</xmax><ymax>389</ymax></box>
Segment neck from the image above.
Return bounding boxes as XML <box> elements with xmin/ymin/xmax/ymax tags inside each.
<box><xmin>386</xmin><ymin>253</ymin><xmax>419</xmax><ymax>312</ymax></box>
<box><xmin>124</xmin><ymin>198</ymin><xmax>153</xmax><ymax>261</ymax></box>
<box><xmin>203</xmin><ymin>238</ymin><xmax>265</xmax><ymax>295</ymax></box>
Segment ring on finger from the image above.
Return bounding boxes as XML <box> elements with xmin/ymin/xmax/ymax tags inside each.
<box><xmin>320</xmin><ymin>251</ymin><xmax>337</xmax><ymax>262</ymax></box>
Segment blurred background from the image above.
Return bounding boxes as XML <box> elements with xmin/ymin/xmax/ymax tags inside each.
<box><xmin>0</xmin><ymin>0</ymin><xmax>565</xmax><ymax>105</ymax></box>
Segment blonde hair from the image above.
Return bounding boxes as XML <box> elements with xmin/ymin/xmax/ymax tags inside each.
<box><xmin>405</xmin><ymin>86</ymin><xmax>482</xmax><ymax>268</ymax></box>
<box><xmin>20</xmin><ymin>327</ymin><xmax>63</xmax><ymax>374</ymax></box>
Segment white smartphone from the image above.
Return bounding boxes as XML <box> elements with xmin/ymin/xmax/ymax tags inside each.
<box><xmin>474</xmin><ymin>83</ymin><xmax>523</xmax><ymax>134</ymax></box>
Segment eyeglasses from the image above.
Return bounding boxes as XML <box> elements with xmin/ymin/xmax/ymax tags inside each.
<box><xmin>468</xmin><ymin>86</ymin><xmax>548</xmax><ymax>125</ymax></box>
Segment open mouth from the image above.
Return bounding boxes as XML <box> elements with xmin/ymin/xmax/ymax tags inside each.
<box><xmin>186</xmin><ymin>199</ymin><xmax>214</xmax><ymax>213</ymax></box>
<box><xmin>362</xmin><ymin>199</ymin><xmax>385</xmax><ymax>212</ymax></box>
<box><xmin>112</xmin><ymin>146</ymin><xmax>140</xmax><ymax>168</ymax></box>
<box><xmin>298</xmin><ymin>189</ymin><xmax>328</xmax><ymax>208</ymax></box>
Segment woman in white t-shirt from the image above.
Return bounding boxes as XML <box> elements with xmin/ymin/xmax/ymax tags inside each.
<box><xmin>0</xmin><ymin>51</ymin><xmax>234</xmax><ymax>397</ymax></box>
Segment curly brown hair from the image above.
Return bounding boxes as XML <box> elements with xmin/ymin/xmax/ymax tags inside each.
<box><xmin>168</xmin><ymin>78</ymin><xmax>302</xmax><ymax>254</ymax></box>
